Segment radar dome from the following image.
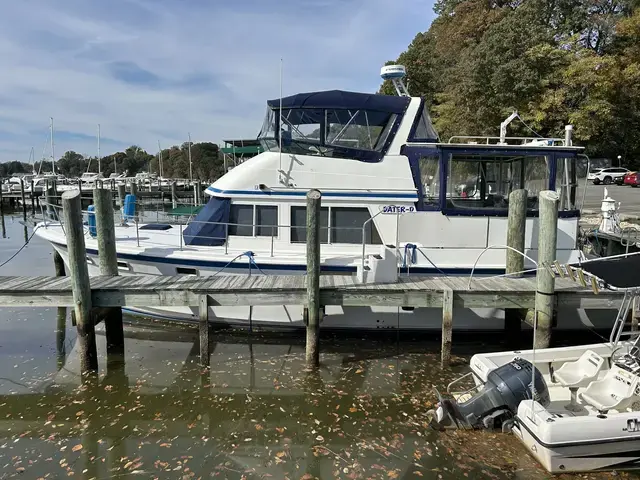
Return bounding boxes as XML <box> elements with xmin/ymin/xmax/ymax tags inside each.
<box><xmin>380</xmin><ymin>65</ymin><xmax>406</xmax><ymax>80</ymax></box>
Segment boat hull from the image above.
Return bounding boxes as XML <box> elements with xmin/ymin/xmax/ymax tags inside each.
<box><xmin>514</xmin><ymin>401</ymin><xmax>640</xmax><ymax>472</ymax></box>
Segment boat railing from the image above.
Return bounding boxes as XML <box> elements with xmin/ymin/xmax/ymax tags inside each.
<box><xmin>447</xmin><ymin>135</ymin><xmax>567</xmax><ymax>146</ymax></box>
<box><xmin>38</xmin><ymin>198</ymin><xmax>384</xmax><ymax>260</ymax></box>
<box><xmin>546</xmin><ymin>260</ymin><xmax>640</xmax><ymax>352</ymax></box>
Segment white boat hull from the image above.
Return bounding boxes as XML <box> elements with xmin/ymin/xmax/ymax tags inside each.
<box><xmin>515</xmin><ymin>401</ymin><xmax>640</xmax><ymax>472</ymax></box>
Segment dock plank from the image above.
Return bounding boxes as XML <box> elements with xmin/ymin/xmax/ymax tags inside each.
<box><xmin>0</xmin><ymin>273</ymin><xmax>622</xmax><ymax>310</ymax></box>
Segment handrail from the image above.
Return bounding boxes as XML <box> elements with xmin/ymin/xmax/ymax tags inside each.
<box><xmin>360</xmin><ymin>209</ymin><xmax>385</xmax><ymax>274</ymax></box>
<box><xmin>39</xmin><ymin>199</ymin><xmax>385</xmax><ymax>257</ymax></box>
<box><xmin>447</xmin><ymin>135</ymin><xmax>568</xmax><ymax>146</ymax></box>
<box><xmin>467</xmin><ymin>245</ymin><xmax>539</xmax><ymax>288</ymax></box>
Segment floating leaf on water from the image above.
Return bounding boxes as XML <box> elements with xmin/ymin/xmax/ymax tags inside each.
<box><xmin>71</xmin><ymin>444</ymin><xmax>82</xmax><ymax>452</ymax></box>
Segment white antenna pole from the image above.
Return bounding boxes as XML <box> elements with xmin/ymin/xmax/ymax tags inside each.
<box><xmin>50</xmin><ymin>117</ymin><xmax>56</xmax><ymax>175</ymax></box>
<box><xmin>157</xmin><ymin>140</ymin><xmax>163</xmax><ymax>178</ymax></box>
<box><xmin>278</xmin><ymin>58</ymin><xmax>283</xmax><ymax>184</ymax></box>
<box><xmin>97</xmin><ymin>124</ymin><xmax>101</xmax><ymax>174</ymax></box>
<box><xmin>188</xmin><ymin>133</ymin><xmax>193</xmax><ymax>182</ymax></box>
<box><xmin>30</xmin><ymin>147</ymin><xmax>35</xmax><ymax>175</ymax></box>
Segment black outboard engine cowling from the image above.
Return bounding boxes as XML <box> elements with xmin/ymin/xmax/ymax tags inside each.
<box><xmin>431</xmin><ymin>357</ymin><xmax>549</xmax><ymax>431</ymax></box>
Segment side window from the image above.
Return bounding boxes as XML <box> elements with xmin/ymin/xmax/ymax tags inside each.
<box><xmin>229</xmin><ymin>205</ymin><xmax>279</xmax><ymax>237</ymax></box>
<box><xmin>419</xmin><ymin>155</ymin><xmax>440</xmax><ymax>206</ymax></box>
<box><xmin>229</xmin><ymin>205</ymin><xmax>253</xmax><ymax>236</ymax></box>
<box><xmin>256</xmin><ymin>206</ymin><xmax>278</xmax><ymax>237</ymax></box>
<box><xmin>330</xmin><ymin>207</ymin><xmax>382</xmax><ymax>244</ymax></box>
<box><xmin>291</xmin><ymin>206</ymin><xmax>329</xmax><ymax>243</ymax></box>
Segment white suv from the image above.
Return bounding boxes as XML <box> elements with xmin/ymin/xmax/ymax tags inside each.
<box><xmin>587</xmin><ymin>167</ymin><xmax>629</xmax><ymax>185</ymax></box>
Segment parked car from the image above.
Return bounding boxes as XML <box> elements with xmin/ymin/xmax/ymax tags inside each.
<box><xmin>588</xmin><ymin>167</ymin><xmax>629</xmax><ymax>185</ymax></box>
<box><xmin>627</xmin><ymin>172</ymin><xmax>640</xmax><ymax>188</ymax></box>
<box><xmin>621</xmin><ymin>171</ymin><xmax>638</xmax><ymax>185</ymax></box>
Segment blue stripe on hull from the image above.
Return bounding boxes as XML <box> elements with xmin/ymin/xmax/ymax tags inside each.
<box><xmin>51</xmin><ymin>241</ymin><xmax>520</xmax><ymax>276</ymax></box>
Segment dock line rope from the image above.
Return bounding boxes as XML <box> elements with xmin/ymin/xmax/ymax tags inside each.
<box><xmin>209</xmin><ymin>250</ymin><xmax>266</xmax><ymax>278</ymax></box>
<box><xmin>0</xmin><ymin>225</ymin><xmax>41</xmax><ymax>270</ymax></box>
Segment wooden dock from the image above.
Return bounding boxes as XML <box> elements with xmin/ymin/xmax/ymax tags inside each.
<box><xmin>0</xmin><ymin>274</ymin><xmax>619</xmax><ymax>310</ymax></box>
<box><xmin>4</xmin><ymin>187</ymin><xmax>624</xmax><ymax>375</ymax></box>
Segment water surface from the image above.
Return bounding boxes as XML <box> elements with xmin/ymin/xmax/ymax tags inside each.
<box><xmin>0</xmin><ymin>214</ymin><xmax>629</xmax><ymax>479</ymax></box>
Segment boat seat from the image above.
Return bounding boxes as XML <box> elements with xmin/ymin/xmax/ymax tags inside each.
<box><xmin>555</xmin><ymin>350</ymin><xmax>605</xmax><ymax>412</ymax></box>
<box><xmin>580</xmin><ymin>366</ymin><xmax>640</xmax><ymax>413</ymax></box>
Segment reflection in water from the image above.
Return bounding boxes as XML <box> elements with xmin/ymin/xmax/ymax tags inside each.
<box><xmin>1</xmin><ymin>214</ymin><xmax>5</xmax><ymax>239</ymax></box>
<box><xmin>56</xmin><ymin>307</ymin><xmax>67</xmax><ymax>371</ymax></box>
<box><xmin>0</xmin><ymin>323</ymin><xmax>607</xmax><ymax>480</ymax></box>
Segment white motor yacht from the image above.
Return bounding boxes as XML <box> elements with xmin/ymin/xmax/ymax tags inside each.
<box><xmin>35</xmin><ymin>65</ymin><xmax>602</xmax><ymax>331</ymax></box>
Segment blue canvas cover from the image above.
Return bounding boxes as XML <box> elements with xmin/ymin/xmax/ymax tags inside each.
<box><xmin>267</xmin><ymin>90</ymin><xmax>410</xmax><ymax>114</ymax></box>
<box><xmin>183</xmin><ymin>197</ymin><xmax>230</xmax><ymax>246</ymax></box>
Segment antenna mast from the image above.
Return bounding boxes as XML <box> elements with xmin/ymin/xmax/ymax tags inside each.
<box><xmin>188</xmin><ymin>133</ymin><xmax>193</xmax><ymax>182</ymax></box>
<box><xmin>157</xmin><ymin>140</ymin><xmax>163</xmax><ymax>178</ymax></box>
<box><xmin>97</xmin><ymin>124</ymin><xmax>101</xmax><ymax>174</ymax></box>
<box><xmin>50</xmin><ymin>117</ymin><xmax>56</xmax><ymax>175</ymax></box>
<box><xmin>278</xmin><ymin>58</ymin><xmax>283</xmax><ymax>185</ymax></box>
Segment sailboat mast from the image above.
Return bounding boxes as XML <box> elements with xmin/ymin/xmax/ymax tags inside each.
<box><xmin>157</xmin><ymin>140</ymin><xmax>163</xmax><ymax>178</ymax></box>
<box><xmin>50</xmin><ymin>117</ymin><xmax>55</xmax><ymax>175</ymax></box>
<box><xmin>97</xmin><ymin>124</ymin><xmax>101</xmax><ymax>174</ymax></box>
<box><xmin>188</xmin><ymin>133</ymin><xmax>193</xmax><ymax>182</ymax></box>
<box><xmin>30</xmin><ymin>147</ymin><xmax>35</xmax><ymax>175</ymax></box>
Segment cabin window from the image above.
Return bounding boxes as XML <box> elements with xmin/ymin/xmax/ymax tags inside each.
<box><xmin>259</xmin><ymin>105</ymin><xmax>399</xmax><ymax>157</ymax></box>
<box><xmin>419</xmin><ymin>155</ymin><xmax>440</xmax><ymax>206</ymax></box>
<box><xmin>291</xmin><ymin>206</ymin><xmax>329</xmax><ymax>243</ymax></box>
<box><xmin>256</xmin><ymin>205</ymin><xmax>278</xmax><ymax>237</ymax></box>
<box><xmin>555</xmin><ymin>157</ymin><xmax>578</xmax><ymax>211</ymax></box>
<box><xmin>412</xmin><ymin>104</ymin><xmax>439</xmax><ymax>141</ymax></box>
<box><xmin>331</xmin><ymin>207</ymin><xmax>382</xmax><ymax>244</ymax></box>
<box><xmin>325</xmin><ymin>110</ymin><xmax>393</xmax><ymax>152</ymax></box>
<box><xmin>229</xmin><ymin>205</ymin><xmax>254</xmax><ymax>236</ymax></box>
<box><xmin>290</xmin><ymin>206</ymin><xmax>381</xmax><ymax>244</ymax></box>
<box><xmin>446</xmin><ymin>154</ymin><xmax>549</xmax><ymax>211</ymax></box>
<box><xmin>229</xmin><ymin>204</ymin><xmax>279</xmax><ymax>237</ymax></box>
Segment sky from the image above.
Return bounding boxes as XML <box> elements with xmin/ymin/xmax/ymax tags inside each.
<box><xmin>0</xmin><ymin>0</ymin><xmax>435</xmax><ymax>163</ymax></box>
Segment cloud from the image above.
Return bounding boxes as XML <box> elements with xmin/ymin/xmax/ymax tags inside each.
<box><xmin>0</xmin><ymin>0</ymin><xmax>435</xmax><ymax>163</ymax></box>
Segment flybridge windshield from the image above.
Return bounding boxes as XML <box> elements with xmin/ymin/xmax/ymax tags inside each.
<box><xmin>257</xmin><ymin>107</ymin><xmax>397</xmax><ymax>158</ymax></box>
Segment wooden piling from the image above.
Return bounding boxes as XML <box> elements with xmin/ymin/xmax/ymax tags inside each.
<box><xmin>441</xmin><ymin>288</ymin><xmax>453</xmax><ymax>367</ymax></box>
<box><xmin>30</xmin><ymin>180</ymin><xmax>35</xmax><ymax>216</ymax></box>
<box><xmin>19</xmin><ymin>178</ymin><xmax>27</xmax><ymax>221</ymax></box>
<box><xmin>193</xmin><ymin>181</ymin><xmax>200</xmax><ymax>206</ymax></box>
<box><xmin>199</xmin><ymin>295</ymin><xmax>210</xmax><ymax>366</ymax></box>
<box><xmin>0</xmin><ymin>178</ymin><xmax>4</xmax><ymax>216</ymax></box>
<box><xmin>117</xmin><ymin>184</ymin><xmax>126</xmax><ymax>210</ymax></box>
<box><xmin>533</xmin><ymin>190</ymin><xmax>559</xmax><ymax>349</ymax></box>
<box><xmin>171</xmin><ymin>181</ymin><xmax>177</xmax><ymax>209</ymax></box>
<box><xmin>61</xmin><ymin>190</ymin><xmax>98</xmax><ymax>373</ymax></box>
<box><xmin>94</xmin><ymin>188</ymin><xmax>124</xmax><ymax>356</ymax></box>
<box><xmin>505</xmin><ymin>189</ymin><xmax>528</xmax><ymax>335</ymax></box>
<box><xmin>53</xmin><ymin>249</ymin><xmax>66</xmax><ymax>276</ymax></box>
<box><xmin>45</xmin><ymin>186</ymin><xmax>56</xmax><ymax>220</ymax></box>
<box><xmin>305</xmin><ymin>189</ymin><xmax>322</xmax><ymax>367</ymax></box>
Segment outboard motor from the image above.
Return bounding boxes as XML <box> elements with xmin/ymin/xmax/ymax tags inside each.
<box><xmin>430</xmin><ymin>357</ymin><xmax>549</xmax><ymax>431</ymax></box>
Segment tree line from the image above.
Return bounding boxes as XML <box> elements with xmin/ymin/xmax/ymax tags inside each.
<box><xmin>0</xmin><ymin>142</ymin><xmax>225</xmax><ymax>181</ymax></box>
<box><xmin>381</xmin><ymin>0</ymin><xmax>640</xmax><ymax>167</ymax></box>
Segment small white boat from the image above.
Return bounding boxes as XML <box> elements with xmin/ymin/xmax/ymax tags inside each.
<box><xmin>430</xmin><ymin>254</ymin><xmax>640</xmax><ymax>473</ymax></box>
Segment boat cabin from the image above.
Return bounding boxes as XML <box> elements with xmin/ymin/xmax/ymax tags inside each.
<box><xmin>186</xmin><ymin>89</ymin><xmax>583</xmax><ymax>265</ymax></box>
